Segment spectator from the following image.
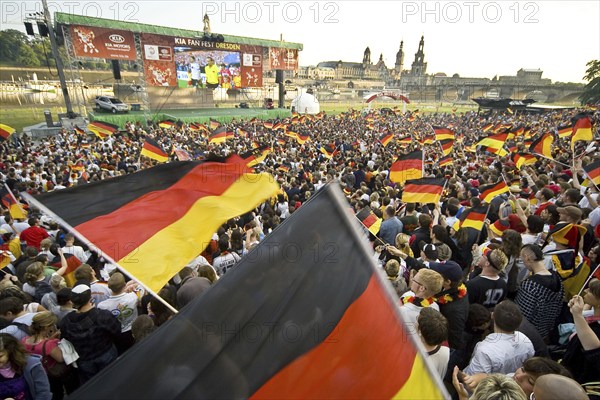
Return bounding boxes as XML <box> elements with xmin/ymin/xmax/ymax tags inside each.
<box><xmin>398</xmin><ymin>268</ymin><xmax>444</xmax><ymax>333</ymax></box>
<box><xmin>176</xmin><ymin>267</ymin><xmax>212</xmax><ymax>309</ymax></box>
<box><xmin>417</xmin><ymin>307</ymin><xmax>449</xmax><ymax>378</ymax></box>
<box><xmin>379</xmin><ymin>206</ymin><xmax>403</xmax><ymax>245</ymax></box>
<box><xmin>530</xmin><ymin>374</ymin><xmax>589</xmax><ymax>400</ymax></box>
<box><xmin>466</xmin><ymin>248</ymin><xmax>509</xmax><ymax>309</ymax></box>
<box><xmin>19</xmin><ymin>217</ymin><xmax>50</xmax><ymax>250</ymax></box>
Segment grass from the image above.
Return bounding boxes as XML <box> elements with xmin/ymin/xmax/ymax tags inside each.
<box><xmin>0</xmin><ymin>105</ymin><xmax>68</xmax><ymax>132</ymax></box>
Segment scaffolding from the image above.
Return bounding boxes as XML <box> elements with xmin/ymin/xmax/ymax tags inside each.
<box><xmin>133</xmin><ymin>32</ymin><xmax>151</xmax><ymax>123</ymax></box>
<box><xmin>61</xmin><ymin>24</ymin><xmax>88</xmax><ymax>117</ymax></box>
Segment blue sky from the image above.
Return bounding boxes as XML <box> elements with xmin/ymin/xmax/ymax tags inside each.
<box><xmin>2</xmin><ymin>0</ymin><xmax>599</xmax><ymax>83</ymax></box>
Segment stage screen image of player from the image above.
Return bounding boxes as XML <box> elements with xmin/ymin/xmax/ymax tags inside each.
<box><xmin>175</xmin><ymin>49</ymin><xmax>241</xmax><ymax>89</ymax></box>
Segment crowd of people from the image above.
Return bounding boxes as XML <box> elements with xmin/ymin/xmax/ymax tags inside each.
<box><xmin>0</xmin><ymin>104</ymin><xmax>599</xmax><ymax>399</ymax></box>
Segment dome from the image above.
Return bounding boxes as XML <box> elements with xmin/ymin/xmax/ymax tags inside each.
<box><xmin>291</xmin><ymin>92</ymin><xmax>320</xmax><ymax>114</ymax></box>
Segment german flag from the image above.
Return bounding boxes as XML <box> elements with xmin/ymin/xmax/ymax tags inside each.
<box><xmin>291</xmin><ymin>115</ymin><xmax>299</xmax><ymax>124</ymax></box>
<box><xmin>477</xmin><ymin>132</ymin><xmax>508</xmax><ymax>152</ymax></box>
<box><xmin>583</xmin><ymin>160</ymin><xmax>600</xmax><ymax>187</ymax></box>
<box><xmin>402</xmin><ymin>178</ymin><xmax>445</xmax><ymax>204</ymax></box>
<box><xmin>506</xmin><ymin>107</ymin><xmax>514</xmax><ymax>115</ymax></box>
<box><xmin>0</xmin><ymin>184</ymin><xmax>27</xmax><ymax>219</ymax></box>
<box><xmin>237</xmin><ymin>128</ymin><xmax>248</xmax><ymax>138</ymax></box>
<box><xmin>69</xmin><ymin>163</ymin><xmax>85</xmax><ymax>172</ymax></box>
<box><xmin>379</xmin><ymin>133</ymin><xmax>394</xmax><ymax>147</ymax></box>
<box><xmin>433</xmin><ymin>126</ymin><xmax>454</xmax><ymax>141</ymax></box>
<box><xmin>397</xmin><ymin>137</ymin><xmax>413</xmax><ymax>146</ymax></box>
<box><xmin>25</xmin><ymin>161</ymin><xmax>279</xmax><ymax>293</ymax></box>
<box><xmin>208</xmin><ymin>127</ymin><xmax>232</xmax><ymax>144</ymax></box>
<box><xmin>438</xmin><ymin>155</ymin><xmax>453</xmax><ymax>167</ymax></box>
<box><xmin>73</xmin><ymin>126</ymin><xmax>86</xmax><ymax>135</ymax></box>
<box><xmin>272</xmin><ymin>122</ymin><xmax>283</xmax><ymax>131</ymax></box>
<box><xmin>263</xmin><ymin>121</ymin><xmax>274</xmax><ymax>130</ymax></box>
<box><xmin>390</xmin><ymin>151</ymin><xmax>422</xmax><ymax>184</ymax></box>
<box><xmin>511</xmin><ymin>153</ymin><xmax>536</xmax><ymax>170</ymax></box>
<box><xmin>482</xmin><ymin>123</ymin><xmax>493</xmax><ymax>132</ymax></box>
<box><xmin>528</xmin><ymin>132</ymin><xmax>554</xmax><ymax>159</ymax></box>
<box><xmin>65</xmin><ymin>184</ymin><xmax>445</xmax><ymax>400</ymax></box>
<box><xmin>50</xmin><ymin>253</ymin><xmax>83</xmax><ymax>287</ymax></box>
<box><xmin>571</xmin><ymin>115</ymin><xmax>593</xmax><ymax>149</ymax></box>
<box><xmin>557</xmin><ymin>123</ymin><xmax>573</xmax><ymax>138</ymax></box>
<box><xmin>295</xmin><ymin>133</ymin><xmax>310</xmax><ymax>145</ymax></box>
<box><xmin>421</xmin><ymin>135</ymin><xmax>435</xmax><ymax>145</ymax></box>
<box><xmin>242</xmin><ymin>145</ymin><xmax>271</xmax><ymax>167</ymax></box>
<box><xmin>188</xmin><ymin>123</ymin><xmax>202</xmax><ymax>132</ymax></box>
<box><xmin>141</xmin><ymin>138</ymin><xmax>169</xmax><ymax>163</ymax></box>
<box><xmin>459</xmin><ymin>206</ymin><xmax>488</xmax><ymax>231</ymax></box>
<box><xmin>320</xmin><ymin>145</ymin><xmax>335</xmax><ymax>159</ymax></box>
<box><xmin>439</xmin><ymin>139</ymin><xmax>453</xmax><ymax>156</ymax></box>
<box><xmin>158</xmin><ymin>120</ymin><xmax>176</xmax><ymax>129</ymax></box>
<box><xmin>80</xmin><ymin>142</ymin><xmax>90</xmax><ymax>149</ymax></box>
<box><xmin>87</xmin><ymin>121</ymin><xmax>118</xmax><ymax>139</ymax></box>
<box><xmin>479</xmin><ymin>180</ymin><xmax>509</xmax><ymax>204</ymax></box>
<box><xmin>356</xmin><ymin>206</ymin><xmax>382</xmax><ymax>235</ymax></box>
<box><xmin>284</xmin><ymin>130</ymin><xmax>298</xmax><ymax>140</ymax></box>
<box><xmin>277</xmin><ymin>165</ymin><xmax>290</xmax><ymax>173</ymax></box>
<box><xmin>209</xmin><ymin>119</ymin><xmax>222</xmax><ymax>130</ymax></box>
<box><xmin>0</xmin><ymin>123</ymin><xmax>16</xmax><ymax>141</ymax></box>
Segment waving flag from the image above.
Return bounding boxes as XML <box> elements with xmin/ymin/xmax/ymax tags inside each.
<box><xmin>141</xmin><ymin>138</ymin><xmax>169</xmax><ymax>163</ymax></box>
<box><xmin>209</xmin><ymin>118</ymin><xmax>222</xmax><ymax>130</ymax></box>
<box><xmin>67</xmin><ymin>184</ymin><xmax>446</xmax><ymax>400</ymax></box>
<box><xmin>583</xmin><ymin>160</ymin><xmax>600</xmax><ymax>187</ymax></box>
<box><xmin>379</xmin><ymin>133</ymin><xmax>394</xmax><ymax>147</ymax></box>
<box><xmin>459</xmin><ymin>206</ymin><xmax>488</xmax><ymax>231</ymax></box>
<box><xmin>241</xmin><ymin>145</ymin><xmax>271</xmax><ymax>167</ymax></box>
<box><xmin>356</xmin><ymin>206</ymin><xmax>382</xmax><ymax>235</ymax></box>
<box><xmin>73</xmin><ymin>126</ymin><xmax>86</xmax><ymax>135</ymax></box>
<box><xmin>401</xmin><ymin>178</ymin><xmax>446</xmax><ymax>204</ymax></box>
<box><xmin>87</xmin><ymin>121</ymin><xmax>118</xmax><ymax>139</ymax></box>
<box><xmin>479</xmin><ymin>181</ymin><xmax>509</xmax><ymax>204</ymax></box>
<box><xmin>511</xmin><ymin>153</ymin><xmax>536</xmax><ymax>170</ymax></box>
<box><xmin>208</xmin><ymin>127</ymin><xmax>233</xmax><ymax>144</ymax></box>
<box><xmin>528</xmin><ymin>132</ymin><xmax>554</xmax><ymax>159</ymax></box>
<box><xmin>158</xmin><ymin>120</ymin><xmax>176</xmax><ymax>129</ymax></box>
<box><xmin>24</xmin><ymin>161</ymin><xmax>279</xmax><ymax>293</ymax></box>
<box><xmin>433</xmin><ymin>127</ymin><xmax>454</xmax><ymax>141</ymax></box>
<box><xmin>390</xmin><ymin>151</ymin><xmax>422</xmax><ymax>184</ymax></box>
<box><xmin>571</xmin><ymin>115</ymin><xmax>593</xmax><ymax>150</ymax></box>
<box><xmin>0</xmin><ymin>184</ymin><xmax>27</xmax><ymax>219</ymax></box>
<box><xmin>0</xmin><ymin>123</ymin><xmax>16</xmax><ymax>141</ymax></box>
<box><xmin>477</xmin><ymin>132</ymin><xmax>508</xmax><ymax>156</ymax></box>
<box><xmin>557</xmin><ymin>124</ymin><xmax>573</xmax><ymax>138</ymax></box>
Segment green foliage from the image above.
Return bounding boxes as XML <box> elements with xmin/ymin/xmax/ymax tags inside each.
<box><xmin>580</xmin><ymin>60</ymin><xmax>600</xmax><ymax>105</ymax></box>
<box><xmin>16</xmin><ymin>43</ymin><xmax>40</xmax><ymax>66</ymax></box>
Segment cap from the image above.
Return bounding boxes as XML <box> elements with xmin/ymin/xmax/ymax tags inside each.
<box><xmin>70</xmin><ymin>283</ymin><xmax>91</xmax><ymax>308</ymax></box>
<box><xmin>429</xmin><ymin>261</ymin><xmax>463</xmax><ymax>283</ymax></box>
<box><xmin>557</xmin><ymin>206</ymin><xmax>583</xmax><ymax>222</ymax></box>
<box><xmin>469</xmin><ymin>179</ymin><xmax>480</xmax><ymax>188</ymax></box>
<box><xmin>419</xmin><ymin>241</ymin><xmax>439</xmax><ymax>260</ymax></box>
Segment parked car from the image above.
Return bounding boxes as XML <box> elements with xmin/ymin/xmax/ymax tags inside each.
<box><xmin>94</xmin><ymin>96</ymin><xmax>129</xmax><ymax>113</ymax></box>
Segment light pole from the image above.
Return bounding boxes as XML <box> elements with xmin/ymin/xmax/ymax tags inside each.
<box><xmin>38</xmin><ymin>0</ymin><xmax>75</xmax><ymax>117</ymax></box>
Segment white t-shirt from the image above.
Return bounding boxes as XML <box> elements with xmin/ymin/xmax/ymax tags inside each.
<box><xmin>190</xmin><ymin>62</ymin><xmax>201</xmax><ymax>79</ymax></box>
<box><xmin>97</xmin><ymin>292</ymin><xmax>139</xmax><ymax>332</ymax></box>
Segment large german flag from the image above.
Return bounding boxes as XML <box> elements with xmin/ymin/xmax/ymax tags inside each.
<box><xmin>438</xmin><ymin>154</ymin><xmax>453</xmax><ymax>167</ymax></box>
<box><xmin>390</xmin><ymin>150</ymin><xmax>422</xmax><ymax>184</ymax></box>
<box><xmin>433</xmin><ymin>126</ymin><xmax>454</xmax><ymax>141</ymax></box>
<box><xmin>528</xmin><ymin>132</ymin><xmax>553</xmax><ymax>159</ymax></box>
<box><xmin>477</xmin><ymin>132</ymin><xmax>508</xmax><ymax>153</ymax></box>
<box><xmin>0</xmin><ymin>184</ymin><xmax>27</xmax><ymax>219</ymax></box>
<box><xmin>87</xmin><ymin>121</ymin><xmax>118</xmax><ymax>139</ymax></box>
<box><xmin>401</xmin><ymin>178</ymin><xmax>445</xmax><ymax>204</ymax></box>
<box><xmin>66</xmin><ymin>184</ymin><xmax>445</xmax><ymax>400</ymax></box>
<box><xmin>141</xmin><ymin>138</ymin><xmax>169</xmax><ymax>163</ymax></box>
<box><xmin>571</xmin><ymin>115</ymin><xmax>593</xmax><ymax>150</ymax></box>
<box><xmin>583</xmin><ymin>160</ymin><xmax>600</xmax><ymax>187</ymax></box>
<box><xmin>356</xmin><ymin>206</ymin><xmax>382</xmax><ymax>235</ymax></box>
<box><xmin>209</xmin><ymin>118</ymin><xmax>221</xmax><ymax>130</ymax></box>
<box><xmin>479</xmin><ymin>180</ymin><xmax>509</xmax><ymax>204</ymax></box>
<box><xmin>459</xmin><ymin>205</ymin><xmax>488</xmax><ymax>231</ymax></box>
<box><xmin>24</xmin><ymin>161</ymin><xmax>279</xmax><ymax>293</ymax></box>
<box><xmin>0</xmin><ymin>123</ymin><xmax>16</xmax><ymax>141</ymax></box>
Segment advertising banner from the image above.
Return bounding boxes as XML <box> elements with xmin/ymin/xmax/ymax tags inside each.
<box><xmin>240</xmin><ymin>45</ymin><xmax>263</xmax><ymax>87</ymax></box>
<box><xmin>141</xmin><ymin>33</ymin><xmax>177</xmax><ymax>87</ymax></box>
<box><xmin>70</xmin><ymin>25</ymin><xmax>136</xmax><ymax>60</ymax></box>
<box><xmin>269</xmin><ymin>47</ymin><xmax>298</xmax><ymax>71</ymax></box>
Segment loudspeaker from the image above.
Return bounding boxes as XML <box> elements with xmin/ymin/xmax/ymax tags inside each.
<box><xmin>275</xmin><ymin>70</ymin><xmax>284</xmax><ymax>84</ymax></box>
<box><xmin>24</xmin><ymin>22</ymin><xmax>35</xmax><ymax>36</ymax></box>
<box><xmin>37</xmin><ymin>22</ymin><xmax>49</xmax><ymax>37</ymax></box>
<box><xmin>111</xmin><ymin>60</ymin><xmax>121</xmax><ymax>80</ymax></box>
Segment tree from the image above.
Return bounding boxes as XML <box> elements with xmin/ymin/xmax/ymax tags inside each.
<box><xmin>580</xmin><ymin>60</ymin><xmax>600</xmax><ymax>105</ymax></box>
<box><xmin>16</xmin><ymin>42</ymin><xmax>40</xmax><ymax>67</ymax></box>
<box><xmin>0</xmin><ymin>29</ymin><xmax>30</xmax><ymax>63</ymax></box>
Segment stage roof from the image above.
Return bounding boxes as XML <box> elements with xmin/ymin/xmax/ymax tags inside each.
<box><xmin>54</xmin><ymin>12</ymin><xmax>303</xmax><ymax>50</ymax></box>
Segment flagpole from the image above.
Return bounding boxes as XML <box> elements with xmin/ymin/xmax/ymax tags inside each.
<box><xmin>4</xmin><ymin>184</ymin><xmax>27</xmax><ymax>218</ymax></box>
<box><xmin>531</xmin><ymin>153</ymin><xmax>571</xmax><ymax>168</ymax></box>
<box><xmin>20</xmin><ymin>192</ymin><xmax>179</xmax><ymax>315</ymax></box>
<box><xmin>577</xmin><ymin>264</ymin><xmax>600</xmax><ymax>296</ymax></box>
<box><xmin>582</xmin><ymin>169</ymin><xmax>600</xmax><ymax>194</ymax></box>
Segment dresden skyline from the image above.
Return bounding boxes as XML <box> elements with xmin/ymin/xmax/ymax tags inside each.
<box><xmin>1</xmin><ymin>0</ymin><xmax>598</xmax><ymax>83</ymax></box>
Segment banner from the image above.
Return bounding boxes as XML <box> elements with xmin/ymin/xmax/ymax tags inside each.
<box><xmin>269</xmin><ymin>47</ymin><xmax>298</xmax><ymax>70</ymax></box>
<box><xmin>240</xmin><ymin>45</ymin><xmax>263</xmax><ymax>87</ymax></box>
<box><xmin>141</xmin><ymin>33</ymin><xmax>177</xmax><ymax>87</ymax></box>
<box><xmin>70</xmin><ymin>25</ymin><xmax>136</xmax><ymax>60</ymax></box>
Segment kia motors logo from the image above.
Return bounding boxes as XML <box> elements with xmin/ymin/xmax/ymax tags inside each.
<box><xmin>109</xmin><ymin>34</ymin><xmax>125</xmax><ymax>43</ymax></box>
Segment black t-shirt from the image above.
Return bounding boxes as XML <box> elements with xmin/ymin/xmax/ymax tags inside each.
<box><xmin>466</xmin><ymin>275</ymin><xmax>507</xmax><ymax>309</ymax></box>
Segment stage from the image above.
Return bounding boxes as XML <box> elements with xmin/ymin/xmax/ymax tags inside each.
<box><xmin>88</xmin><ymin>107</ymin><xmax>292</xmax><ymax>128</ymax></box>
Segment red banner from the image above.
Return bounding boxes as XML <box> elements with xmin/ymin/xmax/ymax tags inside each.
<box><xmin>269</xmin><ymin>47</ymin><xmax>298</xmax><ymax>71</ymax></box>
<box><xmin>141</xmin><ymin>33</ymin><xmax>177</xmax><ymax>87</ymax></box>
<box><xmin>240</xmin><ymin>45</ymin><xmax>263</xmax><ymax>87</ymax></box>
<box><xmin>70</xmin><ymin>25</ymin><xmax>136</xmax><ymax>60</ymax></box>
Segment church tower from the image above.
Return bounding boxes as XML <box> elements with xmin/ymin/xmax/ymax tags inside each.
<box><xmin>394</xmin><ymin>41</ymin><xmax>404</xmax><ymax>74</ymax></box>
<box><xmin>362</xmin><ymin>47</ymin><xmax>371</xmax><ymax>67</ymax></box>
<box><xmin>410</xmin><ymin>36</ymin><xmax>427</xmax><ymax>76</ymax></box>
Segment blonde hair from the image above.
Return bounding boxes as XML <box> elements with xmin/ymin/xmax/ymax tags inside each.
<box><xmin>395</xmin><ymin>233</ymin><xmax>414</xmax><ymax>257</ymax></box>
<box><xmin>30</xmin><ymin>311</ymin><xmax>58</xmax><ymax>336</ymax></box>
<box><xmin>24</xmin><ymin>262</ymin><xmax>45</xmax><ymax>285</ymax></box>
<box><xmin>489</xmin><ymin>249</ymin><xmax>509</xmax><ymax>272</ymax></box>
<box><xmin>416</xmin><ymin>269</ymin><xmax>444</xmax><ymax>296</ymax></box>
<box><xmin>385</xmin><ymin>259</ymin><xmax>400</xmax><ymax>278</ymax></box>
<box><xmin>471</xmin><ymin>374</ymin><xmax>527</xmax><ymax>400</ymax></box>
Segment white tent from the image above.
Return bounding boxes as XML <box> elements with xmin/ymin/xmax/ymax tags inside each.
<box><xmin>291</xmin><ymin>91</ymin><xmax>320</xmax><ymax>115</ymax></box>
